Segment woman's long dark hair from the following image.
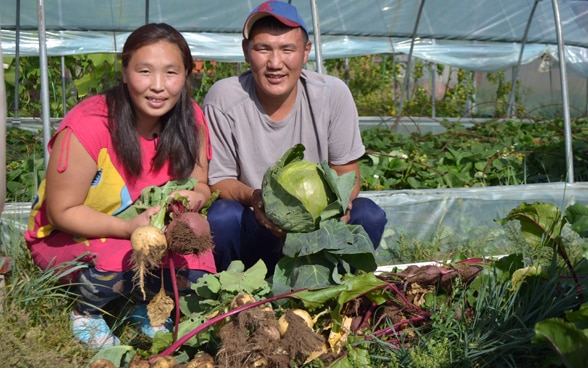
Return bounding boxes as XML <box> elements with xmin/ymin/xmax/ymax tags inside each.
<box><xmin>105</xmin><ymin>23</ymin><xmax>200</xmax><ymax>179</ymax></box>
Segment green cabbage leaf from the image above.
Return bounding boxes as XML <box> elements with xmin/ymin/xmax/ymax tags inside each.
<box><xmin>262</xmin><ymin>144</ymin><xmax>355</xmax><ymax>233</ymax></box>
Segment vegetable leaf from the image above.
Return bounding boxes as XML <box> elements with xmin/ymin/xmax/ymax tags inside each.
<box><xmin>116</xmin><ymin>178</ymin><xmax>197</xmax><ymax>220</ymax></box>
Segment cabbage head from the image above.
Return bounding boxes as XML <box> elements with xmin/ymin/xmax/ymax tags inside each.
<box><xmin>276</xmin><ymin>160</ymin><xmax>335</xmax><ymax>221</ymax></box>
<box><xmin>261</xmin><ymin>144</ymin><xmax>355</xmax><ymax>233</ymax></box>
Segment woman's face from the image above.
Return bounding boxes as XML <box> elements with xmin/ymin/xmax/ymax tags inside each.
<box><xmin>123</xmin><ymin>40</ymin><xmax>187</xmax><ymax>127</ymax></box>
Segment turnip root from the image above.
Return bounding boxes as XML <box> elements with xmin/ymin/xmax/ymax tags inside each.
<box><xmin>131</xmin><ymin>225</ymin><xmax>167</xmax><ymax>299</ymax></box>
<box><xmin>166</xmin><ymin>211</ymin><xmax>213</xmax><ymax>255</ymax></box>
<box><xmin>147</xmin><ymin>287</ymin><xmax>174</xmax><ymax>327</ymax></box>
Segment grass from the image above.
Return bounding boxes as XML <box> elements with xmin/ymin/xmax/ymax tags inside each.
<box><xmin>0</xmin><ymin>220</ymin><xmax>96</xmax><ymax>367</ymax></box>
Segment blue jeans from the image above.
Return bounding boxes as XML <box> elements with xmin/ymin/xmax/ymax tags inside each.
<box><xmin>207</xmin><ymin>197</ymin><xmax>387</xmax><ymax>274</ymax></box>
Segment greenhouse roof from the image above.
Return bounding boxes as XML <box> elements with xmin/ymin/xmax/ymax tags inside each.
<box><xmin>2</xmin><ymin>0</ymin><xmax>588</xmax><ymax>74</ymax></box>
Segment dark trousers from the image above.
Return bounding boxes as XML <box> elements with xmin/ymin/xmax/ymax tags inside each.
<box><xmin>207</xmin><ymin>197</ymin><xmax>387</xmax><ymax>274</ymax></box>
<box><xmin>75</xmin><ymin>267</ymin><xmax>207</xmax><ymax>315</ymax></box>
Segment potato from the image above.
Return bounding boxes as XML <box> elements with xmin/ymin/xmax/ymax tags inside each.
<box><xmin>88</xmin><ymin>359</ymin><xmax>116</xmax><ymax>368</ymax></box>
<box><xmin>230</xmin><ymin>293</ymin><xmax>256</xmax><ymax>310</ymax></box>
<box><xmin>150</xmin><ymin>355</ymin><xmax>176</xmax><ymax>368</ymax></box>
<box><xmin>277</xmin><ymin>309</ymin><xmax>314</xmax><ymax>336</ymax></box>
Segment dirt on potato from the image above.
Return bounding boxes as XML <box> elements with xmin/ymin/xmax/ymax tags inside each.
<box><xmin>215</xmin><ymin>305</ymin><xmax>327</xmax><ymax>367</ymax></box>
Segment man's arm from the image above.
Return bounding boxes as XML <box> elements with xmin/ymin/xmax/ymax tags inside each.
<box><xmin>210</xmin><ymin>178</ymin><xmax>256</xmax><ymax>207</ymax></box>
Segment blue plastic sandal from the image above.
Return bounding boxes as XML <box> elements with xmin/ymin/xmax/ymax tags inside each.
<box><xmin>128</xmin><ymin>304</ymin><xmax>173</xmax><ymax>338</ymax></box>
<box><xmin>70</xmin><ymin>311</ymin><xmax>120</xmax><ymax>349</ymax></box>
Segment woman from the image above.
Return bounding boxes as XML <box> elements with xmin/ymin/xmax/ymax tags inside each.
<box><xmin>24</xmin><ymin>23</ymin><xmax>215</xmax><ymax>348</ymax></box>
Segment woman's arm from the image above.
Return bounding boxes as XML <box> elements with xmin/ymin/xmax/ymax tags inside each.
<box><xmin>45</xmin><ymin>129</ymin><xmax>155</xmax><ymax>239</ymax></box>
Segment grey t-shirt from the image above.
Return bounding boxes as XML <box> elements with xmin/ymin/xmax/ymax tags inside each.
<box><xmin>203</xmin><ymin>69</ymin><xmax>365</xmax><ymax>189</ymax></box>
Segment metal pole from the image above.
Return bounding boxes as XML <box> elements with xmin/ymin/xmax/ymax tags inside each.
<box><xmin>309</xmin><ymin>0</ymin><xmax>325</xmax><ymax>74</ymax></box>
<box><xmin>0</xmin><ymin>31</ymin><xmax>7</xmax><ymax>214</ymax></box>
<box><xmin>431</xmin><ymin>63</ymin><xmax>436</xmax><ymax>118</ymax></box>
<box><xmin>551</xmin><ymin>0</ymin><xmax>574</xmax><ymax>183</ymax></box>
<box><xmin>38</xmin><ymin>0</ymin><xmax>52</xmax><ymax>169</ymax></box>
<box><xmin>506</xmin><ymin>0</ymin><xmax>539</xmax><ymax>118</ymax></box>
<box><xmin>395</xmin><ymin>0</ymin><xmax>425</xmax><ymax>122</ymax></box>
<box><xmin>61</xmin><ymin>56</ymin><xmax>67</xmax><ymax>116</ymax></box>
<box><xmin>14</xmin><ymin>0</ymin><xmax>21</xmax><ymax>118</ymax></box>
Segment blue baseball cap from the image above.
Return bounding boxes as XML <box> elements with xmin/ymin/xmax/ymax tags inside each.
<box><xmin>243</xmin><ymin>1</ymin><xmax>309</xmax><ymax>39</ymax></box>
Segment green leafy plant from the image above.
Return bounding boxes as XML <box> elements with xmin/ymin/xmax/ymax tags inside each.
<box><xmin>261</xmin><ymin>144</ymin><xmax>377</xmax><ymax>293</ymax></box>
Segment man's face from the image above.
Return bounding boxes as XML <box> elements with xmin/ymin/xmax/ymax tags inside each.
<box><xmin>243</xmin><ymin>24</ymin><xmax>311</xmax><ymax>106</ymax></box>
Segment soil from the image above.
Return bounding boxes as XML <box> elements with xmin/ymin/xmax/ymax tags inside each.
<box><xmin>166</xmin><ymin>220</ymin><xmax>213</xmax><ymax>255</ymax></box>
<box><xmin>215</xmin><ymin>305</ymin><xmax>327</xmax><ymax>367</ymax></box>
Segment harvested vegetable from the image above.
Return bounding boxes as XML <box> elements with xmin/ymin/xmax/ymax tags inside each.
<box><xmin>186</xmin><ymin>353</ymin><xmax>215</xmax><ymax>368</ymax></box>
<box><xmin>122</xmin><ymin>178</ymin><xmax>216</xmax><ymax>300</ymax></box>
<box><xmin>277</xmin><ymin>308</ymin><xmax>313</xmax><ymax>337</ymax></box>
<box><xmin>88</xmin><ymin>359</ymin><xmax>115</xmax><ymax>368</ymax></box>
<box><xmin>150</xmin><ymin>355</ymin><xmax>176</xmax><ymax>368</ymax></box>
<box><xmin>131</xmin><ymin>225</ymin><xmax>167</xmax><ymax>300</ymax></box>
<box><xmin>276</xmin><ymin>160</ymin><xmax>336</xmax><ymax>221</ymax></box>
<box><xmin>147</xmin><ymin>286</ymin><xmax>174</xmax><ymax>327</ymax></box>
<box><xmin>128</xmin><ymin>354</ymin><xmax>150</xmax><ymax>368</ymax></box>
<box><xmin>166</xmin><ymin>201</ymin><xmax>213</xmax><ymax>255</ymax></box>
<box><xmin>230</xmin><ymin>293</ymin><xmax>256</xmax><ymax>310</ymax></box>
<box><xmin>261</xmin><ymin>144</ymin><xmax>355</xmax><ymax>233</ymax></box>
<box><xmin>264</xmin><ymin>145</ymin><xmax>377</xmax><ymax>293</ymax></box>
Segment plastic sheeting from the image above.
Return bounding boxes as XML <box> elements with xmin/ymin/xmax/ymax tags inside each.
<box><xmin>361</xmin><ymin>182</ymin><xmax>588</xmax><ymax>264</ymax></box>
<box><xmin>3</xmin><ymin>183</ymin><xmax>588</xmax><ymax>265</ymax></box>
<box><xmin>2</xmin><ymin>0</ymin><xmax>588</xmax><ymax>74</ymax></box>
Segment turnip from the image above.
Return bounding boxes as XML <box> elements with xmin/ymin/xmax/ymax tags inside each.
<box><xmin>131</xmin><ymin>224</ymin><xmax>167</xmax><ymax>300</ymax></box>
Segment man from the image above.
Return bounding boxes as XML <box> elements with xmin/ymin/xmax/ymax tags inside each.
<box><xmin>203</xmin><ymin>0</ymin><xmax>387</xmax><ymax>273</ymax></box>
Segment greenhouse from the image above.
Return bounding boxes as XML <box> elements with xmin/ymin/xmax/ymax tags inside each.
<box><xmin>1</xmin><ymin>1</ymin><xmax>588</xmax><ymax>367</ymax></box>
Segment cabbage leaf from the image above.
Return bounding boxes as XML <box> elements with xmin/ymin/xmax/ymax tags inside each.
<box><xmin>262</xmin><ymin>144</ymin><xmax>377</xmax><ymax>293</ymax></box>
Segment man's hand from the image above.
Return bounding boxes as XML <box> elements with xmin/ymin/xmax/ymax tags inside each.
<box><xmin>341</xmin><ymin>201</ymin><xmax>352</xmax><ymax>224</ymax></box>
<box><xmin>251</xmin><ymin>189</ymin><xmax>286</xmax><ymax>239</ymax></box>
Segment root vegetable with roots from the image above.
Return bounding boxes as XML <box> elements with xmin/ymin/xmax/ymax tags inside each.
<box><xmin>130</xmin><ymin>205</ymin><xmax>168</xmax><ymax>300</ymax></box>
<box><xmin>165</xmin><ymin>200</ymin><xmax>214</xmax><ymax>255</ymax></box>
<box><xmin>128</xmin><ymin>179</ymin><xmax>213</xmax><ymax>300</ymax></box>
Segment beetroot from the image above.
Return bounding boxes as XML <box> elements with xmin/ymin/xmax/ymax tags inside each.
<box><xmin>166</xmin><ymin>212</ymin><xmax>214</xmax><ymax>255</ymax></box>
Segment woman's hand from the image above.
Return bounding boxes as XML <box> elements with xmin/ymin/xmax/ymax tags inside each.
<box><xmin>171</xmin><ymin>187</ymin><xmax>208</xmax><ymax>212</ymax></box>
<box><xmin>128</xmin><ymin>205</ymin><xmax>161</xmax><ymax>234</ymax></box>
<box><xmin>251</xmin><ymin>189</ymin><xmax>286</xmax><ymax>239</ymax></box>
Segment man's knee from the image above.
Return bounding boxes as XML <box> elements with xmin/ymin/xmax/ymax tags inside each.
<box><xmin>350</xmin><ymin>197</ymin><xmax>388</xmax><ymax>248</ymax></box>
